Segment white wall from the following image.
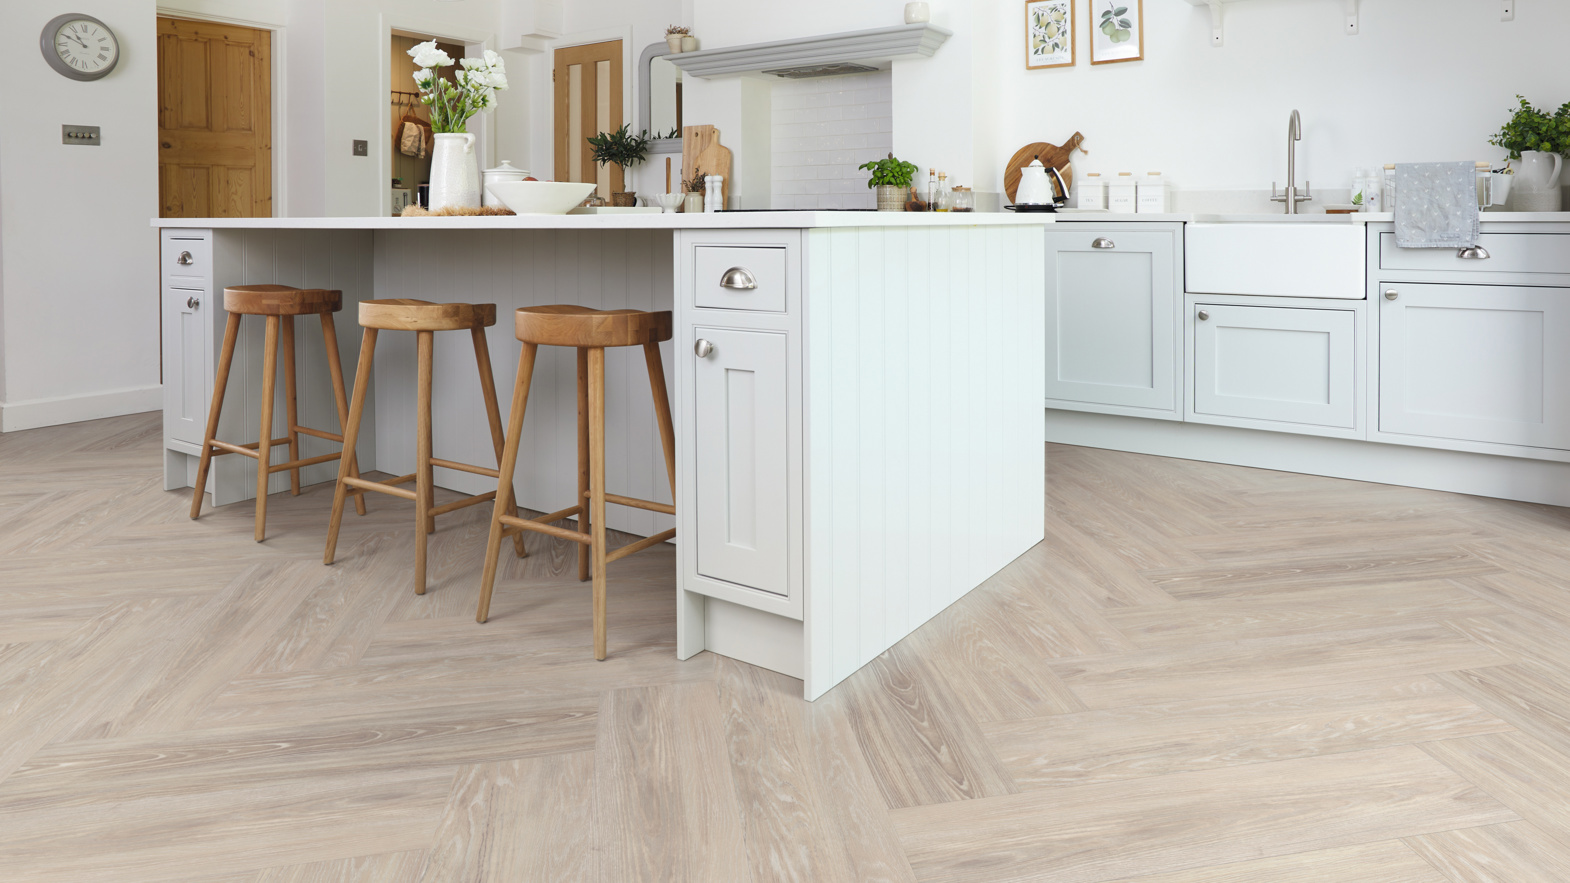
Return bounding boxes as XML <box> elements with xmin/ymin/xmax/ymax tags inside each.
<box><xmin>771</xmin><ymin>71</ymin><xmax>893</xmax><ymax>210</ymax></box>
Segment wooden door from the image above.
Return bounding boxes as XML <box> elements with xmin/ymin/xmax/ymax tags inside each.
<box><xmin>553</xmin><ymin>40</ymin><xmax>623</xmax><ymax>199</ymax></box>
<box><xmin>157</xmin><ymin>17</ymin><xmax>272</xmax><ymax>218</ymax></box>
<box><xmin>1193</xmin><ymin>304</ymin><xmax>1356</xmax><ymax>429</ymax></box>
<box><xmin>693</xmin><ymin>326</ymin><xmax>790</xmax><ymax>597</ymax></box>
<box><xmin>1380</xmin><ymin>282</ymin><xmax>1570</xmax><ymax>450</ymax></box>
<box><xmin>1044</xmin><ymin>228</ymin><xmax>1180</xmax><ymax>414</ymax></box>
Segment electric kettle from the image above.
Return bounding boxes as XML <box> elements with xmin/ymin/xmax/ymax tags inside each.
<box><xmin>1013</xmin><ymin>157</ymin><xmax>1068</xmax><ymax>211</ymax></box>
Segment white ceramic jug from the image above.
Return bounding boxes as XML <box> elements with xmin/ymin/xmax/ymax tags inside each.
<box><xmin>429</xmin><ymin>132</ymin><xmax>481</xmax><ymax>211</ymax></box>
<box><xmin>1512</xmin><ymin>150</ymin><xmax>1563</xmax><ymax>192</ymax></box>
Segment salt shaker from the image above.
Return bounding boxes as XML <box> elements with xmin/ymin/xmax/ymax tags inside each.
<box><xmin>705</xmin><ymin>175</ymin><xmax>725</xmax><ymax>212</ymax></box>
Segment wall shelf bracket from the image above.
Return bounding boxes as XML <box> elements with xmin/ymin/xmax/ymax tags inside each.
<box><xmin>1344</xmin><ymin>0</ymin><xmax>1360</xmax><ymax>35</ymax></box>
<box><xmin>1205</xmin><ymin>0</ymin><xmax>1225</xmax><ymax>46</ymax></box>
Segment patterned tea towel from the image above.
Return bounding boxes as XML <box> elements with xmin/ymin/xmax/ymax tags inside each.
<box><xmin>1394</xmin><ymin>162</ymin><xmax>1479</xmax><ymax>248</ymax></box>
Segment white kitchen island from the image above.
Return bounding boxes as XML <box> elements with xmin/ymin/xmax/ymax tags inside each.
<box><xmin>156</xmin><ymin>211</ymin><xmax>1049</xmax><ymax>699</ymax></box>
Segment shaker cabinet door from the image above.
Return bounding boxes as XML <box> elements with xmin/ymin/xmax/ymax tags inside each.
<box><xmin>1380</xmin><ymin>282</ymin><xmax>1570</xmax><ymax>450</ymax></box>
<box><xmin>163</xmin><ymin>284</ymin><xmax>211</xmax><ymax>446</ymax></box>
<box><xmin>693</xmin><ymin>326</ymin><xmax>790</xmax><ymax>597</ymax></box>
<box><xmin>1045</xmin><ymin>229</ymin><xmax>1180</xmax><ymax>415</ymax></box>
<box><xmin>1193</xmin><ymin>304</ymin><xmax>1356</xmax><ymax>429</ymax></box>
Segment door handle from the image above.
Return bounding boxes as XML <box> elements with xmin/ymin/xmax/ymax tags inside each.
<box><xmin>176</xmin><ymin>250</ymin><xmax>195</xmax><ymax>266</ymax></box>
<box><xmin>694</xmin><ymin>338</ymin><xmax>714</xmax><ymax>358</ymax></box>
<box><xmin>186</xmin><ymin>296</ymin><xmax>200</xmax><ymax>310</ymax></box>
<box><xmin>1091</xmin><ymin>238</ymin><xmax>1115</xmax><ymax>249</ymax></box>
<box><xmin>1457</xmin><ymin>246</ymin><xmax>1491</xmax><ymax>260</ymax></box>
<box><xmin>1385</xmin><ymin>289</ymin><xmax>1399</xmax><ymax>300</ymax></box>
<box><xmin>1197</xmin><ymin>310</ymin><xmax>1210</xmax><ymax>321</ymax></box>
<box><xmin>719</xmin><ymin>267</ymin><xmax>757</xmax><ymax>290</ymax></box>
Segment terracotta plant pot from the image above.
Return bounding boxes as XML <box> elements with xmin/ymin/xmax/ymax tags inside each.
<box><xmin>611</xmin><ymin>192</ymin><xmax>638</xmax><ymax>208</ymax></box>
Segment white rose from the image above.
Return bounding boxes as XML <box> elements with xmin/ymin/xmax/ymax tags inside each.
<box><xmin>408</xmin><ymin>40</ymin><xmax>452</xmax><ymax>69</ymax></box>
<box><xmin>483</xmin><ymin>49</ymin><xmax>505</xmax><ymax>71</ymax></box>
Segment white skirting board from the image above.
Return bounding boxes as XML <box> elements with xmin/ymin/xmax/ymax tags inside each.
<box><xmin>1</xmin><ymin>385</ymin><xmax>162</xmax><ymax>433</ymax></box>
<box><xmin>1047</xmin><ymin>409</ymin><xmax>1570</xmax><ymax>508</ymax></box>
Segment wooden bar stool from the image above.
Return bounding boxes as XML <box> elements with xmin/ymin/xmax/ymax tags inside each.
<box><xmin>477</xmin><ymin>306</ymin><xmax>678</xmax><ymax>661</ymax></box>
<box><xmin>323</xmin><ymin>299</ymin><xmax>526</xmax><ymax>595</ymax></box>
<box><xmin>190</xmin><ymin>284</ymin><xmax>365</xmax><ymax>543</ymax></box>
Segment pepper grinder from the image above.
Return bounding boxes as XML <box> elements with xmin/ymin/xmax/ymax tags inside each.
<box><xmin>705</xmin><ymin>175</ymin><xmax>725</xmax><ymax>212</ymax></box>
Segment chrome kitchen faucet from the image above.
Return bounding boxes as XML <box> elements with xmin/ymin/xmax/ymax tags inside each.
<box><xmin>1271</xmin><ymin>109</ymin><xmax>1314</xmax><ymax>214</ymax></box>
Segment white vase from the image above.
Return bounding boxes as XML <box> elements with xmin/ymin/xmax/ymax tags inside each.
<box><xmin>429</xmin><ymin>132</ymin><xmax>481</xmax><ymax>211</ymax></box>
<box><xmin>666</xmin><ymin>35</ymin><xmax>683</xmax><ymax>53</ymax></box>
<box><xmin>1512</xmin><ymin>150</ymin><xmax>1563</xmax><ymax>192</ymax></box>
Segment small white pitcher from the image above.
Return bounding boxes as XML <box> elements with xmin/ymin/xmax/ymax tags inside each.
<box><xmin>429</xmin><ymin>132</ymin><xmax>481</xmax><ymax>211</ymax></box>
<box><xmin>1512</xmin><ymin>150</ymin><xmax>1563</xmax><ymax>192</ymax></box>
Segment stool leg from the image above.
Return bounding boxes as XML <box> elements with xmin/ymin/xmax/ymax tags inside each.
<box><xmin>319</xmin><ymin>312</ymin><xmax>366</xmax><ymax>517</ymax></box>
<box><xmin>471</xmin><ymin>326</ymin><xmax>525</xmax><ymax>559</ymax></box>
<box><xmin>577</xmin><ymin>347</ymin><xmax>591</xmax><ymax>582</ymax></box>
<box><xmin>190</xmin><ymin>312</ymin><xmax>241</xmax><ymax>520</ymax></box>
<box><xmin>324</xmin><ymin>328</ymin><xmax>377</xmax><ymax>565</ymax></box>
<box><xmin>478</xmin><ymin>343</ymin><xmax>539</xmax><ymax>623</ymax></box>
<box><xmin>643</xmin><ymin>341</ymin><xmax>677</xmax><ymax>502</ymax></box>
<box><xmin>415</xmin><ymin>330</ymin><xmax>434</xmax><ymax>595</ymax></box>
<box><xmin>254</xmin><ymin>315</ymin><xmax>281</xmax><ymax>543</ymax></box>
<box><xmin>588</xmin><ymin>346</ymin><xmax>609</xmax><ymax>661</ymax></box>
<box><xmin>281</xmin><ymin>315</ymin><xmax>302</xmax><ymax>497</ymax></box>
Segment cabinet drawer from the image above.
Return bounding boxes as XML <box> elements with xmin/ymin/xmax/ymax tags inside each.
<box><xmin>1379</xmin><ymin>232</ymin><xmax>1570</xmax><ymax>276</ymax></box>
<box><xmin>162</xmin><ymin>234</ymin><xmax>212</xmax><ymax>284</ymax></box>
<box><xmin>694</xmin><ymin>246</ymin><xmax>787</xmax><ymax>312</ymax></box>
<box><xmin>1193</xmin><ymin>304</ymin><xmax>1356</xmax><ymax>429</ymax></box>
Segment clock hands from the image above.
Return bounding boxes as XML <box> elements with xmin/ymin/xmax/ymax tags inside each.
<box><xmin>63</xmin><ymin>32</ymin><xmax>88</xmax><ymax>49</ymax></box>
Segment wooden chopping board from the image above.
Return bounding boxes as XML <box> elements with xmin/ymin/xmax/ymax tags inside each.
<box><xmin>1003</xmin><ymin>133</ymin><xmax>1086</xmax><ymax>204</ymax></box>
<box><xmin>683</xmin><ymin>125</ymin><xmax>731</xmax><ymax>210</ymax></box>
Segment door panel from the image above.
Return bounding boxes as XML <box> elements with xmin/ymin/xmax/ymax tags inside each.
<box><xmin>1194</xmin><ymin>304</ymin><xmax>1356</xmax><ymax>428</ymax></box>
<box><xmin>694</xmin><ymin>327</ymin><xmax>789</xmax><ymax>596</ymax></box>
<box><xmin>163</xmin><ymin>284</ymin><xmax>210</xmax><ymax>446</ymax></box>
<box><xmin>1380</xmin><ymin>282</ymin><xmax>1570</xmax><ymax>449</ymax></box>
<box><xmin>553</xmin><ymin>41</ymin><xmax>623</xmax><ymax>199</ymax></box>
<box><xmin>157</xmin><ymin>17</ymin><xmax>271</xmax><ymax>218</ymax></box>
<box><xmin>1045</xmin><ymin>229</ymin><xmax>1178</xmax><ymax>412</ymax></box>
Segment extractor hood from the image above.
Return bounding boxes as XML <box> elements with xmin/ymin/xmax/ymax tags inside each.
<box><xmin>666</xmin><ymin>23</ymin><xmax>951</xmax><ymax>79</ymax></box>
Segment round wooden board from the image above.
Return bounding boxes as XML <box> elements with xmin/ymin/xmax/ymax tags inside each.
<box><xmin>1003</xmin><ymin>135</ymin><xmax>1083</xmax><ymax>203</ymax></box>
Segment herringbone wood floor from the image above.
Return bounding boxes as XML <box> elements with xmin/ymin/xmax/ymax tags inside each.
<box><xmin>4</xmin><ymin>413</ymin><xmax>1570</xmax><ymax>881</ymax></box>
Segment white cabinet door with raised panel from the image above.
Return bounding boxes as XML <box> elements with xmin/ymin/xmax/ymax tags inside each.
<box><xmin>162</xmin><ymin>284</ymin><xmax>210</xmax><ymax>446</ymax></box>
<box><xmin>1045</xmin><ymin>229</ymin><xmax>1179</xmax><ymax>414</ymax></box>
<box><xmin>693</xmin><ymin>326</ymin><xmax>789</xmax><ymax>596</ymax></box>
<box><xmin>1380</xmin><ymin>282</ymin><xmax>1570</xmax><ymax>449</ymax></box>
<box><xmin>1194</xmin><ymin>304</ymin><xmax>1356</xmax><ymax>429</ymax></box>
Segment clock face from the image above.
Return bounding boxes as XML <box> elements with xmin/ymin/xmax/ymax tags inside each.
<box><xmin>40</xmin><ymin>14</ymin><xmax>119</xmax><ymax>81</ymax></box>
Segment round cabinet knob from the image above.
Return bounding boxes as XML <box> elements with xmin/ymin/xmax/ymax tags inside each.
<box><xmin>1385</xmin><ymin>289</ymin><xmax>1399</xmax><ymax>300</ymax></box>
<box><xmin>694</xmin><ymin>338</ymin><xmax>714</xmax><ymax>358</ymax></box>
<box><xmin>1197</xmin><ymin>310</ymin><xmax>1210</xmax><ymax>321</ymax></box>
<box><xmin>719</xmin><ymin>267</ymin><xmax>758</xmax><ymax>290</ymax></box>
<box><xmin>186</xmin><ymin>296</ymin><xmax>200</xmax><ymax>310</ymax></box>
<box><xmin>176</xmin><ymin>251</ymin><xmax>194</xmax><ymax>266</ymax></box>
<box><xmin>1091</xmin><ymin>238</ymin><xmax>1116</xmax><ymax>249</ymax></box>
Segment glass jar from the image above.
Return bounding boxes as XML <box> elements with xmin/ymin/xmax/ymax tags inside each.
<box><xmin>949</xmin><ymin>186</ymin><xmax>974</xmax><ymax>213</ymax></box>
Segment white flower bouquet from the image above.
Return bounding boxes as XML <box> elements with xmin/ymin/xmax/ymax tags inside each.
<box><xmin>408</xmin><ymin>41</ymin><xmax>508</xmax><ymax>134</ymax></box>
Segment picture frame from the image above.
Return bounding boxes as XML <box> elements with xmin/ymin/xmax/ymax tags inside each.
<box><xmin>1025</xmin><ymin>0</ymin><xmax>1075</xmax><ymax>70</ymax></box>
<box><xmin>1089</xmin><ymin>0</ymin><xmax>1143</xmax><ymax>65</ymax></box>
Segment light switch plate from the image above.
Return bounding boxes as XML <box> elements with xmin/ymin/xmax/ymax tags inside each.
<box><xmin>353</xmin><ymin>139</ymin><xmax>368</xmax><ymax>156</ymax></box>
<box><xmin>62</xmin><ymin>125</ymin><xmax>101</xmax><ymax>146</ymax></box>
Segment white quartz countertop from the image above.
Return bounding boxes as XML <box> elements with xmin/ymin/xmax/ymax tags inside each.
<box><xmin>1054</xmin><ymin>209</ymin><xmax>1570</xmax><ymax>224</ymax></box>
<box><xmin>153</xmin><ymin>211</ymin><xmax>1054</xmax><ymax>230</ymax></box>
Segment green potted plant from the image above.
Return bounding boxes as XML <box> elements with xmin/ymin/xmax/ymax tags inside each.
<box><xmin>587</xmin><ymin>124</ymin><xmax>651</xmax><ymax>207</ymax></box>
<box><xmin>859</xmin><ymin>152</ymin><xmax>919</xmax><ymax>212</ymax></box>
<box><xmin>1489</xmin><ymin>95</ymin><xmax>1570</xmax><ymax>211</ymax></box>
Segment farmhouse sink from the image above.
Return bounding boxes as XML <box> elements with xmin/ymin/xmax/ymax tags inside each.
<box><xmin>1186</xmin><ymin>221</ymin><xmax>1365</xmax><ymax>299</ymax></box>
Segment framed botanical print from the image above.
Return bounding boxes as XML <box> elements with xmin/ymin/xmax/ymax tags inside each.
<box><xmin>1025</xmin><ymin>0</ymin><xmax>1075</xmax><ymax>70</ymax></box>
<box><xmin>1089</xmin><ymin>0</ymin><xmax>1143</xmax><ymax>65</ymax></box>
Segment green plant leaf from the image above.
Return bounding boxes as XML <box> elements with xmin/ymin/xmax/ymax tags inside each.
<box><xmin>1118</xmin><ymin>18</ymin><xmax>1132</xmax><ymax>28</ymax></box>
<box><xmin>1114</xmin><ymin>6</ymin><xmax>1128</xmax><ymax>14</ymax></box>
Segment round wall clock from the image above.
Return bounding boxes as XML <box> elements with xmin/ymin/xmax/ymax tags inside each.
<box><xmin>41</xmin><ymin>14</ymin><xmax>120</xmax><ymax>81</ymax></box>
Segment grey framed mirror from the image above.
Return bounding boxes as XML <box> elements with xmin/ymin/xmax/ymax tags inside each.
<box><xmin>638</xmin><ymin>42</ymin><xmax>682</xmax><ymax>154</ymax></box>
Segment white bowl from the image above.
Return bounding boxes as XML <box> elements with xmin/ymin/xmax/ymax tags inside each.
<box><xmin>491</xmin><ymin>180</ymin><xmax>596</xmax><ymax>215</ymax></box>
<box><xmin>653</xmin><ymin>192</ymin><xmax>683</xmax><ymax>213</ymax></box>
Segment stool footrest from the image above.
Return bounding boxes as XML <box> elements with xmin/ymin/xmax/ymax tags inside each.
<box><xmin>430</xmin><ymin>490</ymin><xmax>497</xmax><ymax>518</ymax></box>
<box><xmin>293</xmin><ymin>426</ymin><xmax>345</xmax><ymax>443</ymax></box>
<box><xmin>429</xmin><ymin>457</ymin><xmax>501</xmax><ymax>479</ymax></box>
<box><xmin>208</xmin><ymin>436</ymin><xmax>291</xmax><ymax>459</ymax></box>
<box><xmin>343</xmin><ymin>475</ymin><xmax>418</xmax><ymax>501</ymax></box>
<box><xmin>500</xmin><ymin>513</ymin><xmax>593</xmax><ymax>545</ymax></box>
<box><xmin>267</xmin><ymin>451</ymin><xmax>343</xmax><ymax>473</ymax></box>
<box><xmin>606</xmin><ymin>527</ymin><xmax>677</xmax><ymax>563</ymax></box>
<box><xmin>583</xmin><ymin>491</ymin><xmax>676</xmax><ymax>516</ymax></box>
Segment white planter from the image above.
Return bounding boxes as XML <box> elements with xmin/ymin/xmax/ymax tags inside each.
<box><xmin>666</xmin><ymin>35</ymin><xmax>684</xmax><ymax>53</ymax></box>
<box><xmin>429</xmin><ymin>132</ymin><xmax>481</xmax><ymax>211</ymax></box>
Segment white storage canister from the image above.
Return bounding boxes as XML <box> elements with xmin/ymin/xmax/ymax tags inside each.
<box><xmin>1076</xmin><ymin>172</ymin><xmax>1106</xmax><ymax>210</ymax></box>
<box><xmin>1137</xmin><ymin>172</ymin><xmax>1168</xmax><ymax>213</ymax></box>
<box><xmin>1108</xmin><ymin>172</ymin><xmax>1137</xmax><ymax>214</ymax></box>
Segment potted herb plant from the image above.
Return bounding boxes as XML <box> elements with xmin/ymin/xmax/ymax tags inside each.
<box><xmin>587</xmin><ymin>124</ymin><xmax>651</xmax><ymax>207</ymax></box>
<box><xmin>408</xmin><ymin>41</ymin><xmax>508</xmax><ymax>211</ymax></box>
<box><xmin>859</xmin><ymin>152</ymin><xmax>919</xmax><ymax>212</ymax></box>
<box><xmin>681</xmin><ymin>169</ymin><xmax>706</xmax><ymax>213</ymax></box>
<box><xmin>1490</xmin><ymin>95</ymin><xmax>1570</xmax><ymax>210</ymax></box>
<box><xmin>665</xmin><ymin>25</ymin><xmax>689</xmax><ymax>54</ymax></box>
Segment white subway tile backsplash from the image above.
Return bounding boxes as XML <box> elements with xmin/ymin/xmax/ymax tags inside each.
<box><xmin>771</xmin><ymin>71</ymin><xmax>892</xmax><ymax>209</ymax></box>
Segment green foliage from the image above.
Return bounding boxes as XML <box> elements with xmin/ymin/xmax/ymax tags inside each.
<box><xmin>1099</xmin><ymin>1</ymin><xmax>1133</xmax><ymax>43</ymax></box>
<box><xmin>587</xmin><ymin>124</ymin><xmax>651</xmax><ymax>169</ymax></box>
<box><xmin>1490</xmin><ymin>95</ymin><xmax>1570</xmax><ymax>159</ymax></box>
<box><xmin>858</xmin><ymin>153</ymin><xmax>919</xmax><ymax>189</ymax></box>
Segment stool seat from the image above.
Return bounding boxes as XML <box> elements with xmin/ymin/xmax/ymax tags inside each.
<box><xmin>224</xmin><ymin>284</ymin><xmax>342</xmax><ymax>316</ymax></box>
<box><xmin>359</xmin><ymin>299</ymin><xmax>498</xmax><ymax>332</ymax></box>
<box><xmin>515</xmin><ymin>305</ymin><xmax>672</xmax><ymax>349</ymax></box>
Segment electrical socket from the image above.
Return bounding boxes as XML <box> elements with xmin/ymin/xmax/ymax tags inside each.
<box><xmin>353</xmin><ymin>140</ymin><xmax>368</xmax><ymax>156</ymax></box>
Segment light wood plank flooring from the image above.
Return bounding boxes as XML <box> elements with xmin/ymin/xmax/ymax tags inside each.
<box><xmin>3</xmin><ymin>413</ymin><xmax>1570</xmax><ymax>881</ymax></box>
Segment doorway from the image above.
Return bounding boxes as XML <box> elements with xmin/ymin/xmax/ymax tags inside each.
<box><xmin>156</xmin><ymin>17</ymin><xmax>272</xmax><ymax>218</ymax></box>
<box><xmin>390</xmin><ymin>32</ymin><xmax>464</xmax><ymax>216</ymax></box>
<box><xmin>554</xmin><ymin>40</ymin><xmax>624</xmax><ymax>199</ymax></box>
